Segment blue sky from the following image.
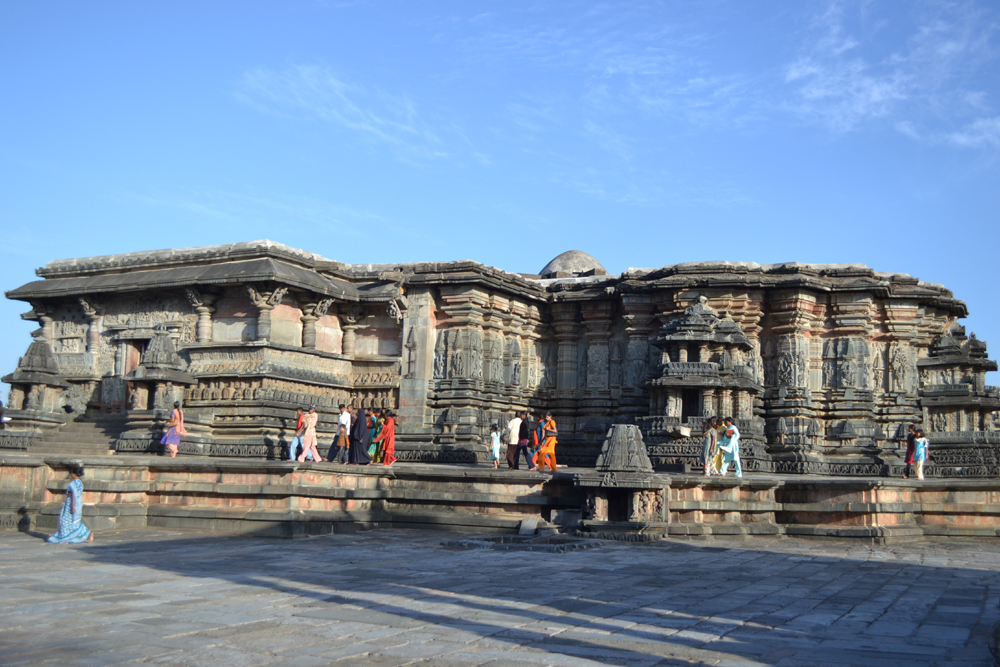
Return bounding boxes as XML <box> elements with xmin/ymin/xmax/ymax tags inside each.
<box><xmin>1</xmin><ymin>1</ymin><xmax>998</xmax><ymax>388</ymax></box>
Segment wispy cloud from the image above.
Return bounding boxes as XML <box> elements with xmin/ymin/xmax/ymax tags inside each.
<box><xmin>235</xmin><ymin>64</ymin><xmax>454</xmax><ymax>161</ymax></box>
<box><xmin>114</xmin><ymin>186</ymin><xmax>386</xmax><ymax>241</ymax></box>
<box><xmin>947</xmin><ymin>116</ymin><xmax>1000</xmax><ymax>148</ymax></box>
<box><xmin>781</xmin><ymin>1</ymin><xmax>999</xmax><ymax>138</ymax></box>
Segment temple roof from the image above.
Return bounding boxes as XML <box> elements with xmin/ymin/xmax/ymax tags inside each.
<box><xmin>539</xmin><ymin>250</ymin><xmax>608</xmax><ymax>279</ymax></box>
<box><xmin>8</xmin><ymin>258</ymin><xmax>365</xmax><ymax>302</ymax></box>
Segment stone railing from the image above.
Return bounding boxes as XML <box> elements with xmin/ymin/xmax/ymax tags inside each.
<box><xmin>922</xmin><ymin>384</ymin><xmax>972</xmax><ymax>395</ymax></box>
<box><xmin>659</xmin><ymin>362</ymin><xmax>718</xmax><ymax>376</ymax></box>
<box><xmin>925</xmin><ymin>431</ymin><xmax>1000</xmax><ymax>445</ymax></box>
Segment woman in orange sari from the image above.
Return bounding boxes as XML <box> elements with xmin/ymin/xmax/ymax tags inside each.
<box><xmin>536</xmin><ymin>411</ymin><xmax>558</xmax><ymax>472</ymax></box>
<box><xmin>373</xmin><ymin>410</ymin><xmax>397</xmax><ymax>466</ymax></box>
<box><xmin>161</xmin><ymin>402</ymin><xmax>186</xmax><ymax>458</ymax></box>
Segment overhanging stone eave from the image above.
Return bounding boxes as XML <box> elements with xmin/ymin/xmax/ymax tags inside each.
<box><xmin>1</xmin><ymin>372</ymin><xmax>70</xmax><ymax>387</ymax></box>
<box><xmin>407</xmin><ymin>271</ymin><xmax>549</xmax><ymax>301</ymax></box>
<box><xmin>34</xmin><ymin>239</ymin><xmax>339</xmax><ymax>278</ymax></box>
<box><xmin>7</xmin><ymin>258</ymin><xmax>362</xmax><ymax>303</ymax></box>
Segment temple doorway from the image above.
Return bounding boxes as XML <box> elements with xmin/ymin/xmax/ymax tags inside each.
<box><xmin>681</xmin><ymin>388</ymin><xmax>700</xmax><ymax>423</ymax></box>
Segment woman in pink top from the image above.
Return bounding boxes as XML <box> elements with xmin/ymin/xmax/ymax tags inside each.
<box><xmin>297</xmin><ymin>405</ymin><xmax>324</xmax><ymax>462</ymax></box>
<box><xmin>161</xmin><ymin>402</ymin><xmax>186</xmax><ymax>458</ymax></box>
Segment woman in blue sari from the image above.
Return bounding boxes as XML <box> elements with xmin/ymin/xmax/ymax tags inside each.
<box><xmin>47</xmin><ymin>466</ymin><xmax>92</xmax><ymax>544</ymax></box>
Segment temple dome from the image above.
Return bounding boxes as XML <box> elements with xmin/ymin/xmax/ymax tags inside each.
<box><xmin>539</xmin><ymin>250</ymin><xmax>608</xmax><ymax>279</ymax></box>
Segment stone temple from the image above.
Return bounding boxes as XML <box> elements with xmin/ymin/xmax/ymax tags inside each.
<box><xmin>2</xmin><ymin>240</ymin><xmax>999</xmax><ymax>477</ymax></box>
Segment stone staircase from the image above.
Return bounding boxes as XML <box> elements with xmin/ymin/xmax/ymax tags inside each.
<box><xmin>32</xmin><ymin>418</ymin><xmax>128</xmax><ymax>456</ymax></box>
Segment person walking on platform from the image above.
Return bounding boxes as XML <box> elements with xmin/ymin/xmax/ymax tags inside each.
<box><xmin>903</xmin><ymin>425</ymin><xmax>917</xmax><ymax>479</ymax></box>
<box><xmin>536</xmin><ymin>411</ymin><xmax>558</xmax><ymax>472</ymax></box>
<box><xmin>489</xmin><ymin>424</ymin><xmax>502</xmax><ymax>469</ymax></box>
<box><xmin>369</xmin><ymin>409</ymin><xmax>386</xmax><ymax>462</ymax></box>
<box><xmin>913</xmin><ymin>429</ymin><xmax>929</xmax><ymax>480</ymax></box>
<box><xmin>717</xmin><ymin>417</ymin><xmax>742</xmax><ymax>478</ymax></box>
<box><xmin>329</xmin><ymin>404</ymin><xmax>351</xmax><ymax>463</ymax></box>
<box><xmin>516</xmin><ymin>412</ymin><xmax>535</xmax><ymax>470</ymax></box>
<box><xmin>47</xmin><ymin>466</ymin><xmax>93</xmax><ymax>544</ymax></box>
<box><xmin>288</xmin><ymin>408</ymin><xmax>310</xmax><ymax>461</ymax></box>
<box><xmin>161</xmin><ymin>401</ymin><xmax>186</xmax><ymax>458</ymax></box>
<box><xmin>348</xmin><ymin>407</ymin><xmax>372</xmax><ymax>464</ymax></box>
<box><xmin>505</xmin><ymin>412</ymin><xmax>522</xmax><ymax>469</ymax></box>
<box><xmin>298</xmin><ymin>405</ymin><xmax>324</xmax><ymax>462</ymax></box>
<box><xmin>372</xmin><ymin>409</ymin><xmax>397</xmax><ymax>466</ymax></box>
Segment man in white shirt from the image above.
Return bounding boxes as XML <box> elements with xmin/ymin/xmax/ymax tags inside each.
<box><xmin>329</xmin><ymin>404</ymin><xmax>351</xmax><ymax>463</ymax></box>
<box><xmin>505</xmin><ymin>413</ymin><xmax>522</xmax><ymax>469</ymax></box>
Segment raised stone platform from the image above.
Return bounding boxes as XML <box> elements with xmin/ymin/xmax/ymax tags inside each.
<box><xmin>4</xmin><ymin>454</ymin><xmax>1000</xmax><ymax>543</ymax></box>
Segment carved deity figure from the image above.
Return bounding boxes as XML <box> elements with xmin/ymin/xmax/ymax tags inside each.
<box><xmin>822</xmin><ymin>360</ymin><xmax>836</xmax><ymax>388</ymax></box>
<box><xmin>433</xmin><ymin>349</ymin><xmax>446</xmax><ymax>379</ymax></box>
<box><xmin>777</xmin><ymin>354</ymin><xmax>794</xmax><ymax>387</ymax></box>
<box><xmin>890</xmin><ymin>345</ymin><xmax>909</xmax><ymax>392</ymax></box>
<box><xmin>512</xmin><ymin>362</ymin><xmax>521</xmax><ymax>386</ymax></box>
<box><xmin>932</xmin><ymin>411</ymin><xmax>947</xmax><ymax>432</ymax></box>
<box><xmin>451</xmin><ymin>351</ymin><xmax>465</xmax><ymax>378</ymax></box>
<box><xmin>469</xmin><ymin>330</ymin><xmax>484</xmax><ymax>380</ymax></box>
<box><xmin>840</xmin><ymin>360</ymin><xmax>857</xmax><ymax>388</ymax></box>
<box><xmin>490</xmin><ymin>340</ymin><xmax>503</xmax><ymax>383</ymax></box>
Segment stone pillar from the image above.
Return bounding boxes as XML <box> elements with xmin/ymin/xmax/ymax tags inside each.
<box><xmin>665</xmin><ymin>389</ymin><xmax>679</xmax><ymax>417</ymax></box>
<box><xmin>256</xmin><ymin>304</ymin><xmax>274</xmax><ymax>342</ymax></box>
<box><xmin>79</xmin><ymin>299</ymin><xmax>101</xmax><ymax>355</ymax></box>
<box><xmin>701</xmin><ymin>389</ymin><xmax>715</xmax><ymax>417</ymax></box>
<box><xmin>678</xmin><ymin>346</ymin><xmax>688</xmax><ymax>363</ymax></box>
<box><xmin>397</xmin><ymin>288</ymin><xmax>436</xmax><ymax>440</ymax></box>
<box><xmin>580</xmin><ymin>301</ymin><xmax>614</xmax><ymax>393</ymax></box>
<box><xmin>195</xmin><ymin>305</ymin><xmax>214</xmax><ymax>343</ymax></box>
<box><xmin>246</xmin><ymin>285</ymin><xmax>287</xmax><ymax>343</ymax></box>
<box><xmin>32</xmin><ymin>305</ymin><xmax>53</xmax><ymax>344</ymax></box>
<box><xmin>298</xmin><ymin>300</ymin><xmax>319</xmax><ymax>349</ymax></box>
<box><xmin>300</xmin><ymin>312</ymin><xmax>318</xmax><ymax>348</ymax></box>
<box><xmin>342</xmin><ymin>326</ymin><xmax>358</xmax><ymax>356</ymax></box>
<box><xmin>338</xmin><ymin>303</ymin><xmax>364</xmax><ymax>356</ymax></box>
<box><xmin>552</xmin><ymin>303</ymin><xmax>579</xmax><ymax>395</ymax></box>
<box><xmin>720</xmin><ymin>389</ymin><xmax>733</xmax><ymax>418</ymax></box>
<box><xmin>699</xmin><ymin>344</ymin><xmax>710</xmax><ymax>362</ymax></box>
<box><xmin>185</xmin><ymin>289</ymin><xmax>215</xmax><ymax>343</ymax></box>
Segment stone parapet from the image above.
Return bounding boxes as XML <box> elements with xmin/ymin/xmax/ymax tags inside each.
<box><xmin>4</xmin><ymin>455</ymin><xmax>1000</xmax><ymax>543</ymax></box>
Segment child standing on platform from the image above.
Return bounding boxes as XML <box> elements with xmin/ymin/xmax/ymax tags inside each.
<box><xmin>489</xmin><ymin>424</ymin><xmax>502</xmax><ymax>469</ymax></box>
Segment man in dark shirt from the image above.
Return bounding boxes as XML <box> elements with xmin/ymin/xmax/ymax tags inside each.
<box><xmin>517</xmin><ymin>411</ymin><xmax>535</xmax><ymax>470</ymax></box>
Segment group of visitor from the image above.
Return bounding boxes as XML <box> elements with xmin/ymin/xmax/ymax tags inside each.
<box><xmin>701</xmin><ymin>417</ymin><xmax>742</xmax><ymax>478</ymax></box>
<box><xmin>495</xmin><ymin>411</ymin><xmax>558</xmax><ymax>471</ymax></box>
<box><xmin>287</xmin><ymin>404</ymin><xmax>396</xmax><ymax>467</ymax></box>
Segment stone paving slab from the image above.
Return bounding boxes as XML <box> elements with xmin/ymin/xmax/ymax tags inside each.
<box><xmin>1</xmin><ymin>530</ymin><xmax>1000</xmax><ymax>666</ymax></box>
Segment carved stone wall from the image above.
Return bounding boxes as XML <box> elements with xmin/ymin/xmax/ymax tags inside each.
<box><xmin>6</xmin><ymin>242</ymin><xmax>996</xmax><ymax>473</ymax></box>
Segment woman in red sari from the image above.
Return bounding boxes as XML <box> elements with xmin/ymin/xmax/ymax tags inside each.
<box><xmin>373</xmin><ymin>410</ymin><xmax>396</xmax><ymax>466</ymax></box>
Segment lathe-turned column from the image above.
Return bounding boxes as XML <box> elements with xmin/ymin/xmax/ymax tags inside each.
<box><xmin>247</xmin><ymin>285</ymin><xmax>288</xmax><ymax>343</ymax></box>
<box><xmin>552</xmin><ymin>303</ymin><xmax>580</xmax><ymax>395</ymax></box>
<box><xmin>185</xmin><ymin>289</ymin><xmax>215</xmax><ymax>343</ymax></box>
<box><xmin>720</xmin><ymin>389</ymin><xmax>733</xmax><ymax>418</ymax></box>
<box><xmin>79</xmin><ymin>298</ymin><xmax>102</xmax><ymax>354</ymax></box>
<box><xmin>701</xmin><ymin>388</ymin><xmax>716</xmax><ymax>417</ymax></box>
<box><xmin>339</xmin><ymin>303</ymin><xmax>364</xmax><ymax>356</ymax></box>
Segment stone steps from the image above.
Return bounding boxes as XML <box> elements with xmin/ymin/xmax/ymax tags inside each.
<box><xmin>35</xmin><ymin>419</ymin><xmax>127</xmax><ymax>456</ymax></box>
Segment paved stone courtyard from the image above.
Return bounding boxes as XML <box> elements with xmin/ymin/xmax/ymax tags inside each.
<box><xmin>2</xmin><ymin>530</ymin><xmax>999</xmax><ymax>667</ymax></box>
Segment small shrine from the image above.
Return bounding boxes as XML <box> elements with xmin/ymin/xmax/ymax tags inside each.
<box><xmin>1</xmin><ymin>330</ymin><xmax>70</xmax><ymax>434</ymax></box>
<box><xmin>575</xmin><ymin>424</ymin><xmax>667</xmax><ymax>540</ymax></box>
